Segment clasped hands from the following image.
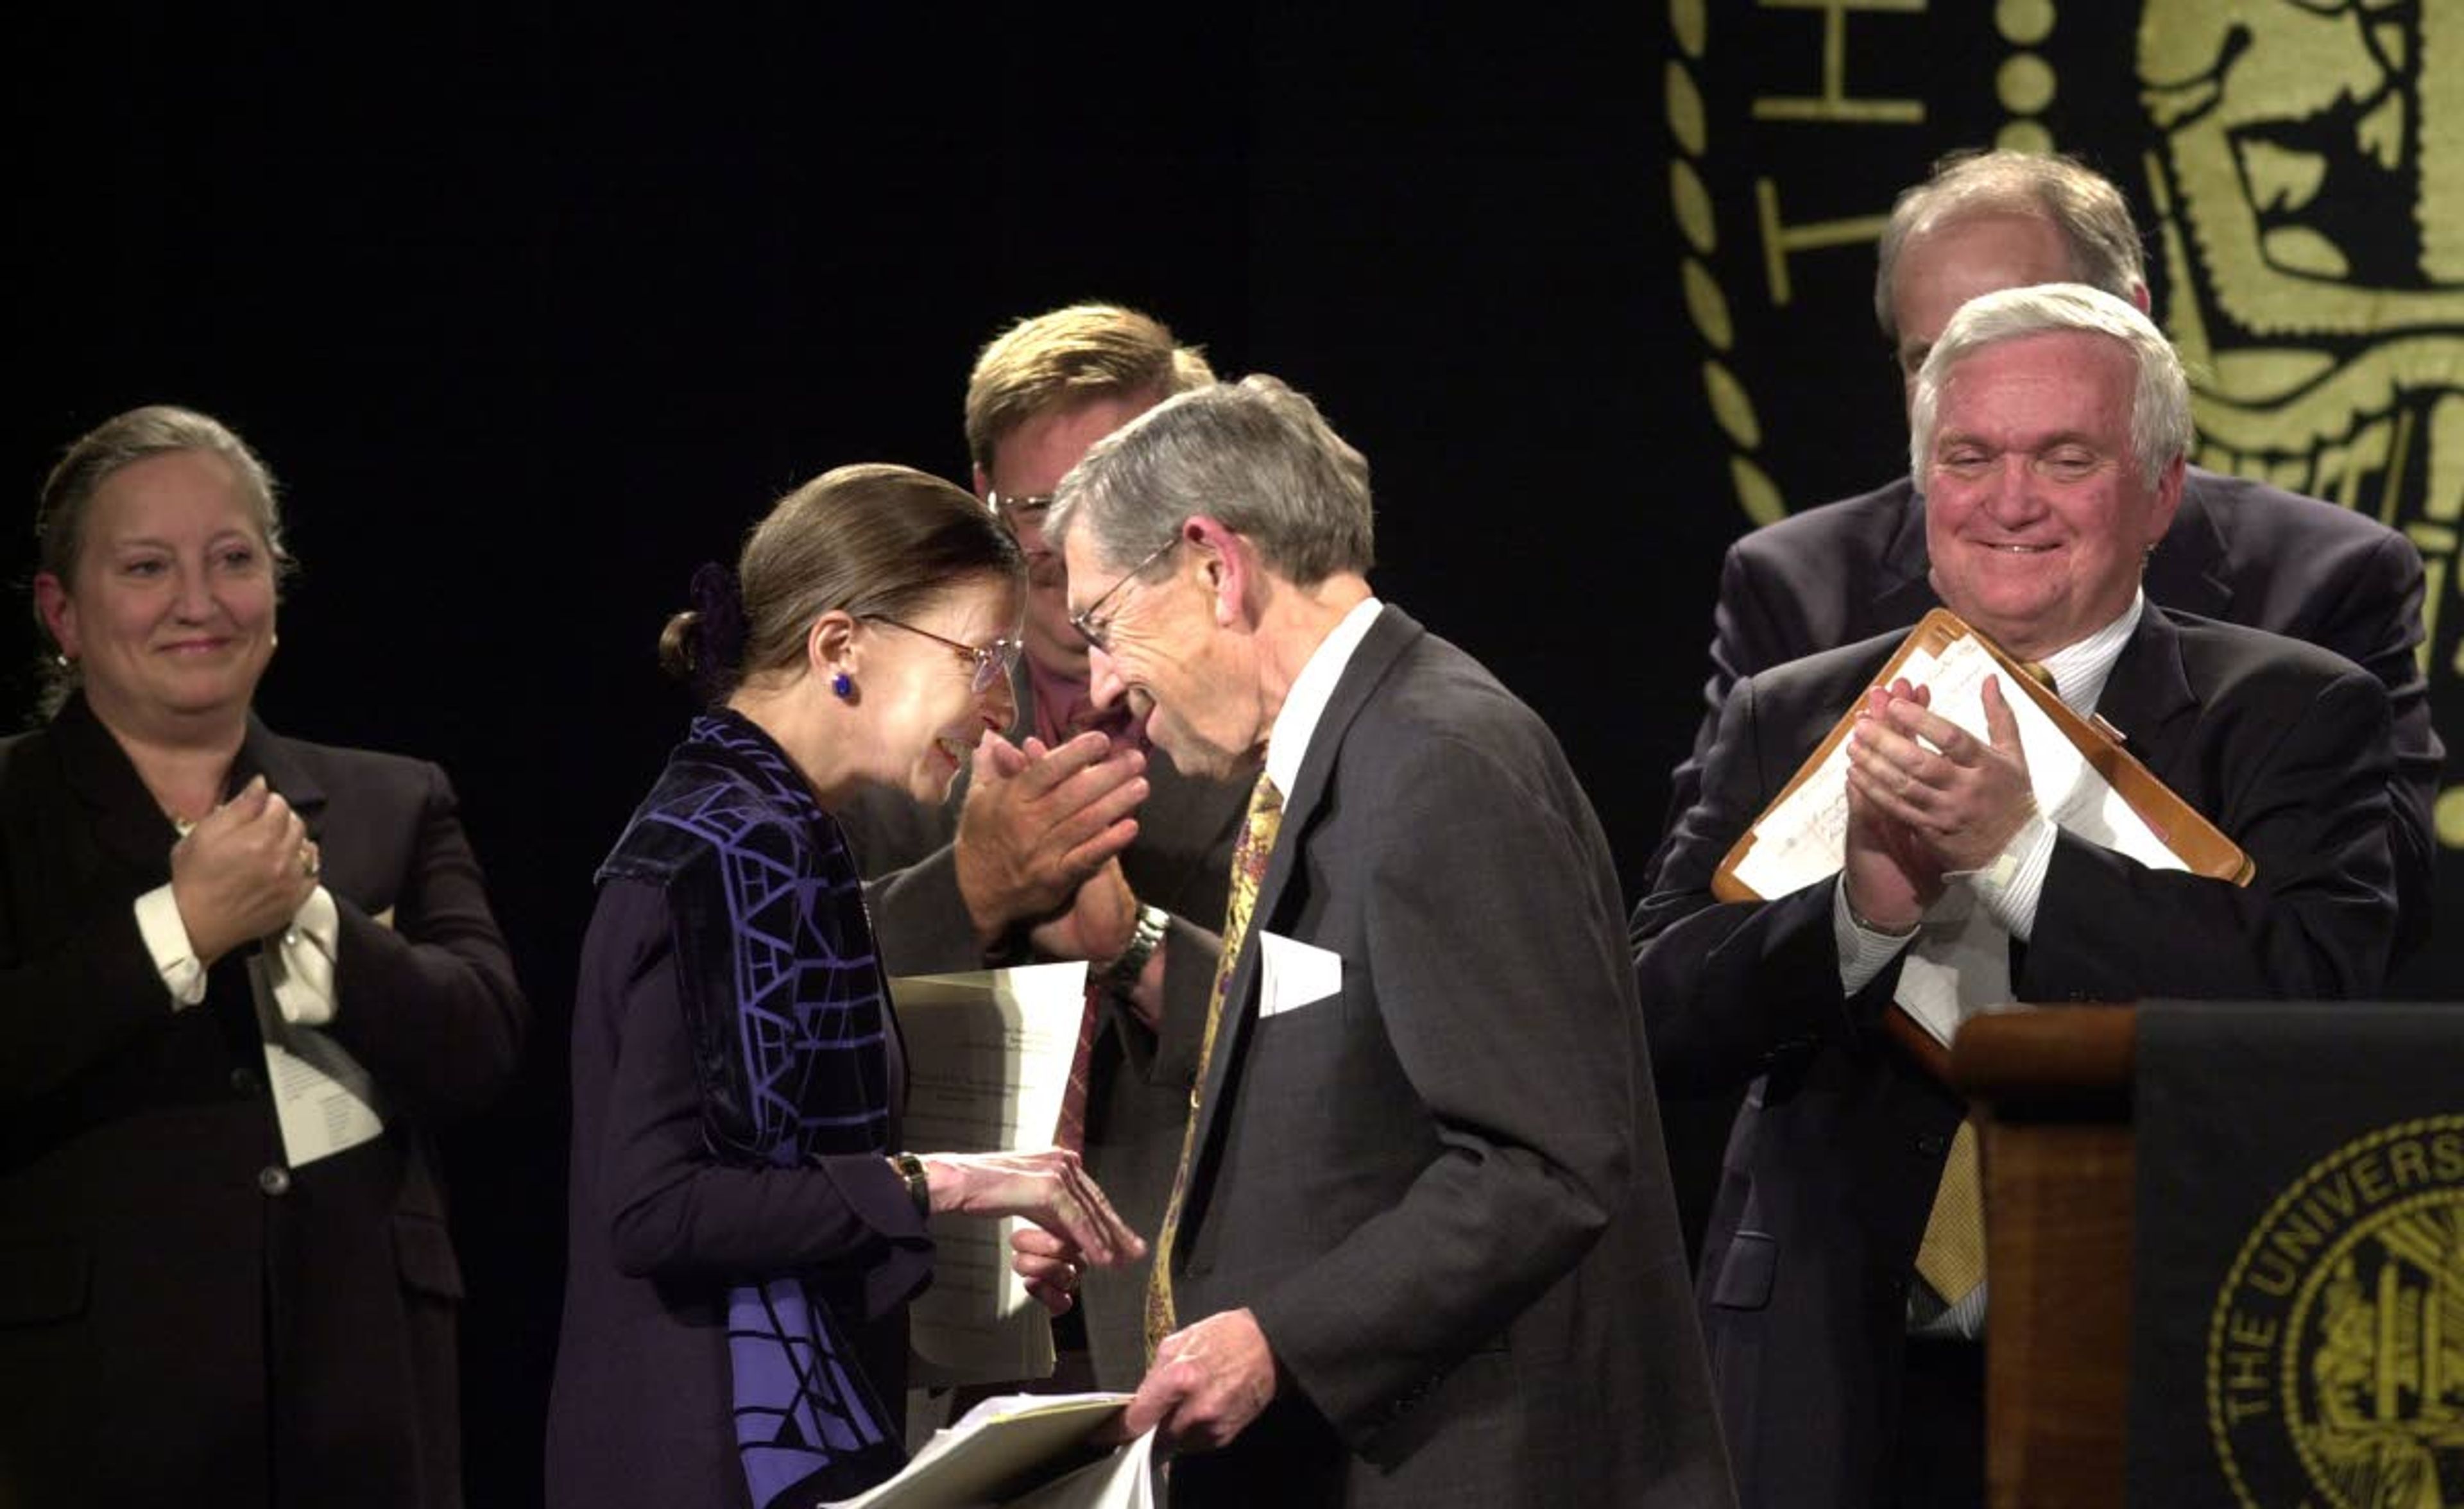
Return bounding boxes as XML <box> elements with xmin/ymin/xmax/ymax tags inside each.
<box><xmin>169</xmin><ymin>775</ymin><xmax>321</xmax><ymax>966</ymax></box>
<box><xmin>917</xmin><ymin>1149</ymin><xmax>1147</xmax><ymax>1315</ymax></box>
<box><xmin>1841</xmin><ymin>675</ymin><xmax>2037</xmax><ymax>932</ymax></box>
<box><xmin>954</xmin><ymin>729</ymin><xmax>1149</xmax><ymax>966</ymax></box>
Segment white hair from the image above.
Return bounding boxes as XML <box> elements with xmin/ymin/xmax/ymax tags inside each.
<box><xmin>1909</xmin><ymin>282</ymin><xmax>2191</xmax><ymax>489</ymax></box>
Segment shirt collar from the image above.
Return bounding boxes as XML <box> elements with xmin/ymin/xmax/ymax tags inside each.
<box><xmin>2035</xmin><ymin>589</ymin><xmax>2144</xmax><ymax>717</ymax></box>
<box><xmin>1264</xmin><ymin>597</ymin><xmax>1384</xmax><ymax>795</ymax></box>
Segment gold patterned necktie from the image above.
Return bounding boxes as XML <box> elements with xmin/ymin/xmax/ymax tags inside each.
<box><xmin>1914</xmin><ymin>1120</ymin><xmax>1987</xmax><ymax>1308</ymax></box>
<box><xmin>1144</xmin><ymin>769</ymin><xmax>1284</xmax><ymax>1357</ymax></box>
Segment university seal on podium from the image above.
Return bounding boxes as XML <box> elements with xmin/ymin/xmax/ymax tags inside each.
<box><xmin>2205</xmin><ymin>1115</ymin><xmax>2464</xmax><ymax>1509</ymax></box>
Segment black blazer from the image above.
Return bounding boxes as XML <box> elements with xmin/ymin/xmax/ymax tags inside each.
<box><xmin>1630</xmin><ymin>608</ymin><xmax>2396</xmax><ymax>1508</ymax></box>
<box><xmin>832</xmin><ymin>672</ymin><xmax>1245</xmax><ymax>1392</ymax></box>
<box><xmin>1659</xmin><ymin>468</ymin><xmax>2439</xmax><ymax>953</ymax></box>
<box><xmin>1165</xmin><ymin>606</ymin><xmax>1734</xmax><ymax>1508</ymax></box>
<box><xmin>0</xmin><ymin>695</ymin><xmax>526</xmax><ymax>1509</ymax></box>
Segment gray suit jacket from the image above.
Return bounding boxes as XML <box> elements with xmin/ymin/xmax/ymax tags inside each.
<box><xmin>832</xmin><ymin>666</ymin><xmax>1245</xmax><ymax>1390</ymax></box>
<box><xmin>1165</xmin><ymin>604</ymin><xmax>1734</xmax><ymax>1508</ymax></box>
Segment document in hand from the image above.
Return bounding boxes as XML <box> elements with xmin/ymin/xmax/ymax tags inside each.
<box><xmin>821</xmin><ymin>1393</ymin><xmax>1154</xmax><ymax>1509</ymax></box>
<box><xmin>1709</xmin><ymin>610</ymin><xmax>2252</xmax><ymax>1044</ymax></box>
<box><xmin>889</xmin><ymin>962</ymin><xmax>1090</xmax><ymax>1388</ymax></box>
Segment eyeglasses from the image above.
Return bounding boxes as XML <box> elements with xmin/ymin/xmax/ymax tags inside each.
<box><xmin>985</xmin><ymin>491</ymin><xmax>1055</xmax><ymax>531</ymax></box>
<box><xmin>863</xmin><ymin>616</ymin><xmax>1022</xmax><ymax>694</ymax></box>
<box><xmin>1068</xmin><ymin>534</ymin><xmax>1181</xmax><ymax>652</ymax></box>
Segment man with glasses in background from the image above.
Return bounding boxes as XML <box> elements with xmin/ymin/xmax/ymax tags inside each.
<box><xmin>836</xmin><ymin>303</ymin><xmax>1249</xmax><ymax>1394</ymax></box>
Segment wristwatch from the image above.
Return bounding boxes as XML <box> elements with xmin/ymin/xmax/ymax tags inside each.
<box><xmin>1099</xmin><ymin>903</ymin><xmax>1170</xmax><ymax>993</ymax></box>
<box><xmin>891</xmin><ymin>1152</ymin><xmax>930</xmax><ymax>1219</ymax></box>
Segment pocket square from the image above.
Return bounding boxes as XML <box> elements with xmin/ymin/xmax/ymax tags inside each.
<box><xmin>1258</xmin><ymin>932</ymin><xmax>1343</xmax><ymax>1017</ymax></box>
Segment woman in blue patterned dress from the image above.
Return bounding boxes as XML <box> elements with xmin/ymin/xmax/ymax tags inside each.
<box><xmin>547</xmin><ymin>464</ymin><xmax>1143</xmax><ymax>1509</ymax></box>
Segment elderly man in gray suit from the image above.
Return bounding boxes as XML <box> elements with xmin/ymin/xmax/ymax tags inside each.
<box><xmin>1049</xmin><ymin>377</ymin><xmax>1734</xmax><ymax>1506</ymax></box>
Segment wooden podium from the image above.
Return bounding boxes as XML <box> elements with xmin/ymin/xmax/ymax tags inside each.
<box><xmin>1947</xmin><ymin>1004</ymin><xmax>2138</xmax><ymax>1509</ymax></box>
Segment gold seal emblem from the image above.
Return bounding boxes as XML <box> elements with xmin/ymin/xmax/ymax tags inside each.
<box><xmin>2206</xmin><ymin>1116</ymin><xmax>2464</xmax><ymax>1509</ymax></box>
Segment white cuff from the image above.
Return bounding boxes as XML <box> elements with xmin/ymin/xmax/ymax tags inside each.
<box><xmin>133</xmin><ymin>885</ymin><xmax>207</xmax><ymax>1010</ymax></box>
<box><xmin>265</xmin><ymin>885</ymin><xmax>341</xmax><ymax>1025</ymax></box>
<box><xmin>1834</xmin><ymin>878</ymin><xmax>1917</xmax><ymax>995</ymax></box>
<box><xmin>1954</xmin><ymin>812</ymin><xmax>2056</xmax><ymax>944</ymax></box>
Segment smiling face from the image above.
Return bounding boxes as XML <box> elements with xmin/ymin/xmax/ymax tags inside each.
<box><xmin>977</xmin><ymin>391</ymin><xmax>1162</xmax><ymax>679</ymax></box>
<box><xmin>1922</xmin><ymin>329</ymin><xmax>2182</xmax><ymax>661</ymax></box>
<box><xmin>849</xmin><ymin>573</ymin><xmax>1023</xmax><ymax>803</ymax></box>
<box><xmin>37</xmin><ymin>448</ymin><xmax>278</xmax><ymax>737</ymax></box>
<box><xmin>1063</xmin><ymin>525</ymin><xmax>1263</xmax><ymax>781</ymax></box>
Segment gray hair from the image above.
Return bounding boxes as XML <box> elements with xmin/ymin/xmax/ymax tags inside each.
<box><xmin>1047</xmin><ymin>374</ymin><xmax>1374</xmax><ymax>586</ymax></box>
<box><xmin>1910</xmin><ymin>283</ymin><xmax>2191</xmax><ymax>490</ymax></box>
<box><xmin>1874</xmin><ymin>149</ymin><xmax>2146</xmax><ymax>345</ymax></box>
<box><xmin>32</xmin><ymin>405</ymin><xmax>290</xmax><ymax>718</ymax></box>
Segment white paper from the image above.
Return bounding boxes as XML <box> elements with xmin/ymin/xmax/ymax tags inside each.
<box><xmin>1258</xmin><ymin>932</ymin><xmax>1342</xmax><ymax>1017</ymax></box>
<box><xmin>890</xmin><ymin>962</ymin><xmax>1088</xmax><ymax>1388</ymax></box>
<box><xmin>249</xmin><ymin>955</ymin><xmax>387</xmax><ymax>1167</ymax></box>
<box><xmin>822</xmin><ymin>1392</ymin><xmax>1136</xmax><ymax>1508</ymax></box>
<box><xmin>1731</xmin><ymin>631</ymin><xmax>2193</xmax><ymax>1043</ymax></box>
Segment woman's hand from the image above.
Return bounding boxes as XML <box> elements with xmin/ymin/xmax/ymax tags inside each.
<box><xmin>170</xmin><ymin>776</ymin><xmax>318</xmax><ymax>964</ymax></box>
<box><xmin>1010</xmin><ymin>1225</ymin><xmax>1088</xmax><ymax>1315</ymax></box>
<box><xmin>918</xmin><ymin>1148</ymin><xmax>1147</xmax><ymax>1270</ymax></box>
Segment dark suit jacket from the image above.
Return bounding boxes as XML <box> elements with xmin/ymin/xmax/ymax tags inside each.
<box><xmin>1630</xmin><ymin>608</ymin><xmax>2397</xmax><ymax>1508</ymax></box>
<box><xmin>1165</xmin><ymin>605</ymin><xmax>1733</xmax><ymax>1508</ymax></box>
<box><xmin>1658</xmin><ymin>468</ymin><xmax>2438</xmax><ymax>953</ymax></box>
<box><xmin>832</xmin><ymin>674</ymin><xmax>1244</xmax><ymax>1391</ymax></box>
<box><xmin>0</xmin><ymin>694</ymin><xmax>527</xmax><ymax>1509</ymax></box>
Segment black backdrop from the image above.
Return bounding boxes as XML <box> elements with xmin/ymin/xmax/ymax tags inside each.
<box><xmin>10</xmin><ymin>9</ymin><xmax>2456</xmax><ymax>1502</ymax></box>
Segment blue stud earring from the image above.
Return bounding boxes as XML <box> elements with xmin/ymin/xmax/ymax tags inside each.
<box><xmin>830</xmin><ymin>670</ymin><xmax>853</xmax><ymax>700</ymax></box>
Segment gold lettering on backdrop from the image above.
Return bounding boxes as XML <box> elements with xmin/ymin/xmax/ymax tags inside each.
<box><xmin>1752</xmin><ymin>180</ymin><xmax>1892</xmax><ymax>308</ymax></box>
<box><xmin>1749</xmin><ymin>0</ymin><xmax>1927</xmax><ymax>124</ymax></box>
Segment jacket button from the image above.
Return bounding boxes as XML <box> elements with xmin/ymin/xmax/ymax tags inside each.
<box><xmin>257</xmin><ymin>1165</ymin><xmax>293</xmax><ymax>1197</ymax></box>
<box><xmin>230</xmin><ymin>1066</ymin><xmax>261</xmax><ymax>1096</ymax></box>
<box><xmin>1915</xmin><ymin>1132</ymin><xmax>1948</xmax><ymax>1155</ymax></box>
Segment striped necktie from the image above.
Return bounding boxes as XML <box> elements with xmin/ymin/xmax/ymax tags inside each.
<box><xmin>1143</xmin><ymin>769</ymin><xmax>1284</xmax><ymax>1356</ymax></box>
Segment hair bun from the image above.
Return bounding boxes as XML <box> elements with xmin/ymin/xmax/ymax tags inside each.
<box><xmin>658</xmin><ymin>562</ymin><xmax>749</xmax><ymax>703</ymax></box>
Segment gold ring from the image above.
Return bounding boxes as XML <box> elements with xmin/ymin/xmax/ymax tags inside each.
<box><xmin>300</xmin><ymin>844</ymin><xmax>321</xmax><ymax>879</ymax></box>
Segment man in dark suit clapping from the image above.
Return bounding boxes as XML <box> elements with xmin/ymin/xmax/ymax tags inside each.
<box><xmin>1655</xmin><ymin>150</ymin><xmax>2436</xmax><ymax>957</ymax></box>
<box><xmin>1634</xmin><ymin>283</ymin><xmax>2399</xmax><ymax>1509</ymax></box>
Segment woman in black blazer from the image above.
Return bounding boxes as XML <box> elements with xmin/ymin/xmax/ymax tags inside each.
<box><xmin>0</xmin><ymin>405</ymin><xmax>529</xmax><ymax>1508</ymax></box>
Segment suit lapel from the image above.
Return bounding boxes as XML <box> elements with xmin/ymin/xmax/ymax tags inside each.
<box><xmin>1876</xmin><ymin>482</ymin><xmax>1944</xmax><ymax>629</ymax></box>
<box><xmin>2144</xmin><ymin>472</ymin><xmax>2234</xmax><ymax>618</ymax></box>
<box><xmin>1185</xmin><ymin>604</ymin><xmax>1422</xmax><ymax>1179</ymax></box>
<box><xmin>2085</xmin><ymin>608</ymin><xmax>2200</xmax><ymax>790</ymax></box>
<box><xmin>49</xmin><ymin>699</ymin><xmax>327</xmax><ymax>876</ymax></box>
<box><xmin>51</xmin><ymin>696</ymin><xmax>180</xmax><ymax>878</ymax></box>
<box><xmin>237</xmin><ymin>716</ymin><xmax>328</xmax><ymax>841</ymax></box>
